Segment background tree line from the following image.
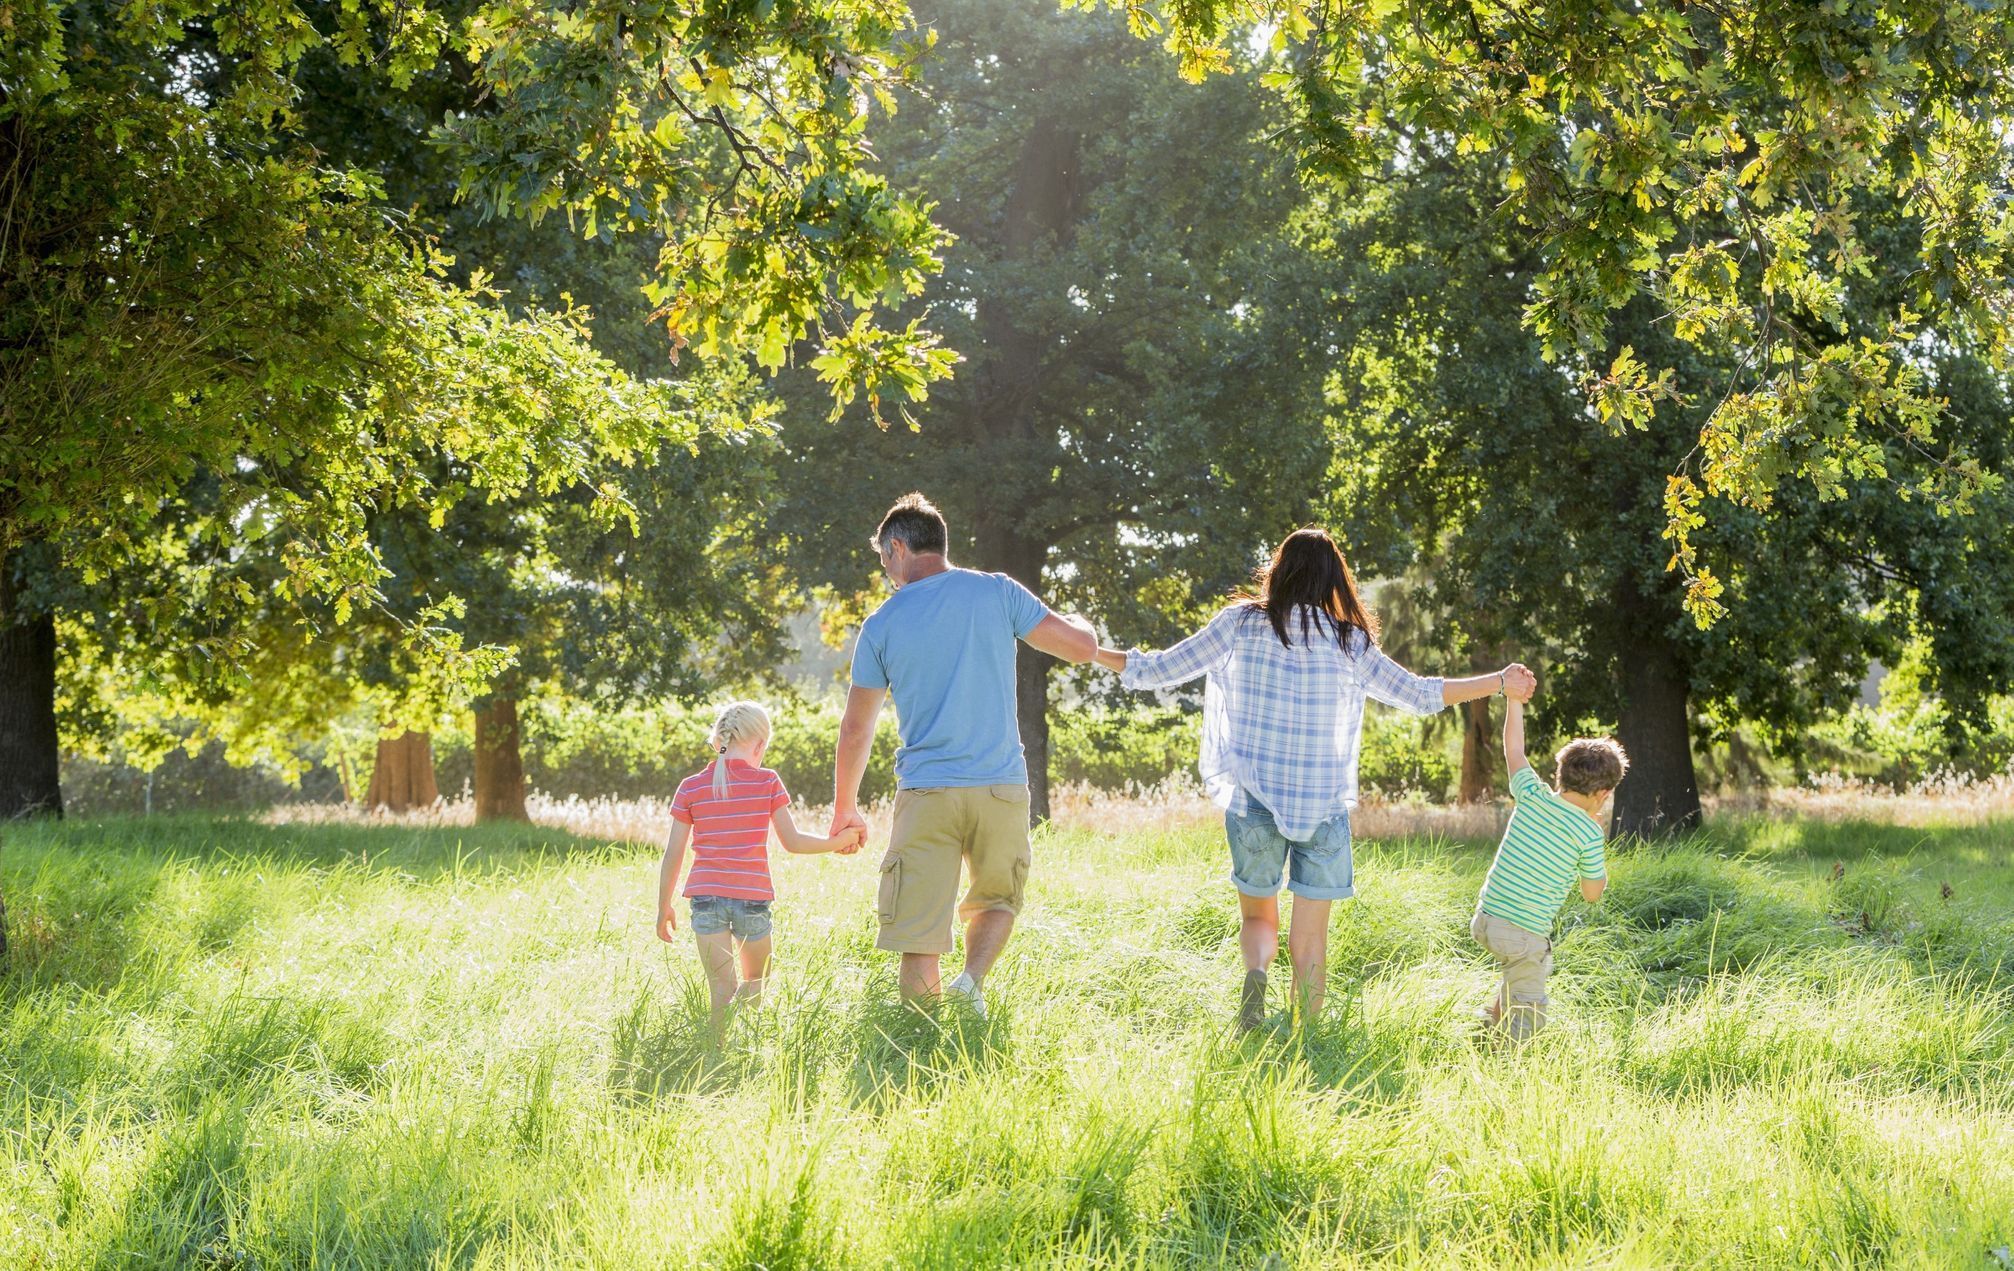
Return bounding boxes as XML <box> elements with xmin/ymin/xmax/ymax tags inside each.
<box><xmin>4</xmin><ymin>0</ymin><xmax>2010</xmax><ymax>842</ymax></box>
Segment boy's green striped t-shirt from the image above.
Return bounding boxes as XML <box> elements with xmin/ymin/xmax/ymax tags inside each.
<box><xmin>1478</xmin><ymin>766</ymin><xmax>1608</xmax><ymax>937</ymax></box>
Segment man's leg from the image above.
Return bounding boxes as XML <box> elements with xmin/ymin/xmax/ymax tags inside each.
<box><xmin>877</xmin><ymin>789</ymin><xmax>961</xmax><ymax>1004</ymax></box>
<box><xmin>960</xmin><ymin>909</ymin><xmax>1015</xmax><ymax>983</ymax></box>
<box><xmin>899</xmin><ymin>951</ymin><xmax>942</xmax><ymax>1000</ymax></box>
<box><xmin>956</xmin><ymin>785</ymin><xmax>1033</xmax><ymax>990</ymax></box>
<box><xmin>1285</xmin><ymin>896</ymin><xmax>1332</xmax><ymax>1020</ymax></box>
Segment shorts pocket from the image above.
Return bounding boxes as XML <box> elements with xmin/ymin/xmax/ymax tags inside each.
<box><xmin>876</xmin><ymin>854</ymin><xmax>902</xmax><ymax>925</ymax></box>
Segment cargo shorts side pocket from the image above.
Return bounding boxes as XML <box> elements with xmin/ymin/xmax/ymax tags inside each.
<box><xmin>876</xmin><ymin>851</ymin><xmax>902</xmax><ymax>925</ymax></box>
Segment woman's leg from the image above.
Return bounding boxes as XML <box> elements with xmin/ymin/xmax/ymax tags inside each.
<box><xmin>1237</xmin><ymin>892</ymin><xmax>1279</xmax><ymax>1031</ymax></box>
<box><xmin>1238</xmin><ymin>892</ymin><xmax>1280</xmax><ymax>972</ymax></box>
<box><xmin>695</xmin><ymin>930</ymin><xmax>738</xmax><ymax>1043</ymax></box>
<box><xmin>736</xmin><ymin>934</ymin><xmax>772</xmax><ymax>1005</ymax></box>
<box><xmin>1285</xmin><ymin>897</ymin><xmax>1332</xmax><ymax>1020</ymax></box>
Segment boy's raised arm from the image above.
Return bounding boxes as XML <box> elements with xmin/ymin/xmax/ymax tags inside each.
<box><xmin>1504</xmin><ymin>696</ymin><xmax>1529</xmax><ymax>777</ymax></box>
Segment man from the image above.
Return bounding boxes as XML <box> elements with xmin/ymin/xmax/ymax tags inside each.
<box><xmin>830</xmin><ymin>492</ymin><xmax>1097</xmax><ymax>1016</ymax></box>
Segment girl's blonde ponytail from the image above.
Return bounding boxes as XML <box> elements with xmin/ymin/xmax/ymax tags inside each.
<box><xmin>707</xmin><ymin>701</ymin><xmax>773</xmax><ymax>798</ymax></box>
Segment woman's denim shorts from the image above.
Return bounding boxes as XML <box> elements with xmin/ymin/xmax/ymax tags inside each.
<box><xmin>1224</xmin><ymin>802</ymin><xmax>1354</xmax><ymax>900</ymax></box>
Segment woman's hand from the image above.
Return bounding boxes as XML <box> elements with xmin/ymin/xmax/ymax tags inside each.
<box><xmin>656</xmin><ymin>910</ymin><xmax>678</xmax><ymax>942</ymax></box>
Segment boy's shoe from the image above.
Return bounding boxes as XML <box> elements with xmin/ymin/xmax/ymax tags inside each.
<box><xmin>946</xmin><ymin>971</ymin><xmax>988</xmax><ymax>1020</ymax></box>
<box><xmin>1238</xmin><ymin>970</ymin><xmax>1268</xmax><ymax>1033</ymax></box>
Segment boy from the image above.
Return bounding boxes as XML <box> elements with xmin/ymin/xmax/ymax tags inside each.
<box><xmin>1471</xmin><ymin>693</ymin><xmax>1627</xmax><ymax>1039</ymax></box>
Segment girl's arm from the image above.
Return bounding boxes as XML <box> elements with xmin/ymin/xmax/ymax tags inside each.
<box><xmin>773</xmin><ymin>805</ymin><xmax>861</xmax><ymax>855</ymax></box>
<box><xmin>656</xmin><ymin>820</ymin><xmax>691</xmax><ymax>942</ymax></box>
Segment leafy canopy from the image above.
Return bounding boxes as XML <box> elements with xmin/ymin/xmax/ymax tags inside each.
<box><xmin>1097</xmin><ymin>0</ymin><xmax>2014</xmax><ymax>623</ymax></box>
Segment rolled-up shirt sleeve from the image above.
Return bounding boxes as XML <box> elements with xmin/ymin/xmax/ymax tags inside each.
<box><xmin>1121</xmin><ymin>607</ymin><xmax>1238</xmax><ymax>691</ymax></box>
<box><xmin>1358</xmin><ymin>643</ymin><xmax>1445</xmax><ymax>715</ymax></box>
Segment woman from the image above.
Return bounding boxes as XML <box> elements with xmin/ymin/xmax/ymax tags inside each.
<box><xmin>1095</xmin><ymin>528</ymin><xmax>1532</xmax><ymax>1031</ymax></box>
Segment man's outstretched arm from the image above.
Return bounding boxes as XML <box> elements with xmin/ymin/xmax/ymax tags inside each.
<box><xmin>1023</xmin><ymin>613</ymin><xmax>1099</xmax><ymax>664</ymax></box>
<box><xmin>832</xmin><ymin>684</ymin><xmax>886</xmax><ymax>836</ymax></box>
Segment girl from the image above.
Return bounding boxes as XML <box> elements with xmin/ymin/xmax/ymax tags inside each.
<box><xmin>1094</xmin><ymin>529</ymin><xmax>1533</xmax><ymax>1031</ymax></box>
<box><xmin>656</xmin><ymin>701</ymin><xmax>861</xmax><ymax>1041</ymax></box>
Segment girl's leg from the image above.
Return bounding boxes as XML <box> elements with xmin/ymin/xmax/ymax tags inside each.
<box><xmin>1286</xmin><ymin>897</ymin><xmax>1332</xmax><ymax>1021</ymax></box>
<box><xmin>735</xmin><ymin>934</ymin><xmax>772</xmax><ymax>1005</ymax></box>
<box><xmin>694</xmin><ymin>931</ymin><xmax>738</xmax><ymax>1043</ymax></box>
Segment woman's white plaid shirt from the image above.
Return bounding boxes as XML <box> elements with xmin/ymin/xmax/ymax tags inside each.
<box><xmin>1121</xmin><ymin>605</ymin><xmax>1445</xmax><ymax>840</ymax></box>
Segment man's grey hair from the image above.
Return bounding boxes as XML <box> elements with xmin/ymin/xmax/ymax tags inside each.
<box><xmin>872</xmin><ymin>492</ymin><xmax>949</xmax><ymax>555</ymax></box>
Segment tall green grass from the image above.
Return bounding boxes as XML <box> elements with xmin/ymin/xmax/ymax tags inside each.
<box><xmin>3</xmin><ymin>810</ymin><xmax>2010</xmax><ymax>1268</ymax></box>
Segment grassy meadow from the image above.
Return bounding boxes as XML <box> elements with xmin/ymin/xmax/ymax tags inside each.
<box><xmin>3</xmin><ymin>798</ymin><xmax>2011</xmax><ymax>1268</ymax></box>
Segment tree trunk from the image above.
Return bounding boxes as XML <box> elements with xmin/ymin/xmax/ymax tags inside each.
<box><xmin>363</xmin><ymin>730</ymin><xmax>439</xmax><ymax>812</ymax></box>
<box><xmin>1016</xmin><ymin>645</ymin><xmax>1054</xmax><ymax>826</ymax></box>
<box><xmin>0</xmin><ymin>552</ymin><xmax>62</xmax><ymax>820</ymax></box>
<box><xmin>1612</xmin><ymin>578</ymin><xmax>1702</xmax><ymax>839</ymax></box>
<box><xmin>1458</xmin><ymin>697</ymin><xmax>1496</xmax><ymax>803</ymax></box>
<box><xmin>971</xmin><ymin>520</ymin><xmax>1055</xmax><ymax>823</ymax></box>
<box><xmin>473</xmin><ymin>696</ymin><xmax>529</xmax><ymax>823</ymax></box>
<box><xmin>960</xmin><ymin>113</ymin><xmax>1082</xmax><ymax>828</ymax></box>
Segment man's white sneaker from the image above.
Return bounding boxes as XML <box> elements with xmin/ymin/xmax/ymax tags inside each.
<box><xmin>946</xmin><ymin>971</ymin><xmax>988</xmax><ymax>1020</ymax></box>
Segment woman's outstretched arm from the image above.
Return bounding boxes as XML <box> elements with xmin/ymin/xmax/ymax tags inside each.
<box><xmin>1112</xmin><ymin>608</ymin><xmax>1238</xmax><ymax>690</ymax></box>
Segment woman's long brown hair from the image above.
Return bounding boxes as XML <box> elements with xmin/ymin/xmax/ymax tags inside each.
<box><xmin>1242</xmin><ymin>527</ymin><xmax>1380</xmax><ymax>649</ymax></box>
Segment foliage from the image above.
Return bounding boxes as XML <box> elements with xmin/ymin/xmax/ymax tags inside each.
<box><xmin>2</xmin><ymin>0</ymin><xmax>959</xmax><ymax>760</ymax></box>
<box><xmin>1355</xmin><ymin>712</ymin><xmax>1458</xmax><ymax>800</ymax></box>
<box><xmin>3</xmin><ymin>810</ymin><xmax>2011</xmax><ymax>1265</ymax></box>
<box><xmin>1809</xmin><ymin>640</ymin><xmax>2014</xmax><ymax>785</ymax></box>
<box><xmin>1115</xmin><ymin>0</ymin><xmax>2014</xmax><ymax>623</ymax></box>
<box><xmin>769</xmin><ymin>0</ymin><xmax>1331</xmax><ymax>646</ymax></box>
<box><xmin>1300</xmin><ymin>142</ymin><xmax>2014</xmax><ymax>833</ymax></box>
<box><xmin>417</xmin><ymin>693</ymin><xmax>903</xmax><ymax>807</ymax></box>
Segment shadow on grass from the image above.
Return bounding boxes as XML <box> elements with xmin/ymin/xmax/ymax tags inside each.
<box><xmin>839</xmin><ymin>988</ymin><xmax>1011</xmax><ymax>1108</ymax></box>
<box><xmin>607</xmin><ymin>967</ymin><xmax>1013</xmax><ymax>1107</ymax></box>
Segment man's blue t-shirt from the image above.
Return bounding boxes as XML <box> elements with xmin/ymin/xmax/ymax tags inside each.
<box><xmin>850</xmin><ymin>568</ymin><xmax>1049</xmax><ymax>789</ymax></box>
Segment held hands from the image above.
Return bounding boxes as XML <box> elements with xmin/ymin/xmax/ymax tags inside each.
<box><xmin>1501</xmin><ymin>663</ymin><xmax>1537</xmax><ymax>703</ymax></box>
<box><xmin>829</xmin><ymin>805</ymin><xmax>869</xmax><ymax>856</ymax></box>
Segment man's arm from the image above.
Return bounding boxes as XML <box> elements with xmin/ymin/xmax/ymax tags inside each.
<box><xmin>1023</xmin><ymin>613</ymin><xmax>1099</xmax><ymax>664</ymax></box>
<box><xmin>1504</xmin><ymin>695</ymin><xmax>1529</xmax><ymax>776</ymax></box>
<box><xmin>831</xmin><ymin>684</ymin><xmax>887</xmax><ymax>837</ymax></box>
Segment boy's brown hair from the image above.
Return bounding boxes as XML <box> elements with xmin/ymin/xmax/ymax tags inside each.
<box><xmin>1555</xmin><ymin>737</ymin><xmax>1629</xmax><ymax>795</ymax></box>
